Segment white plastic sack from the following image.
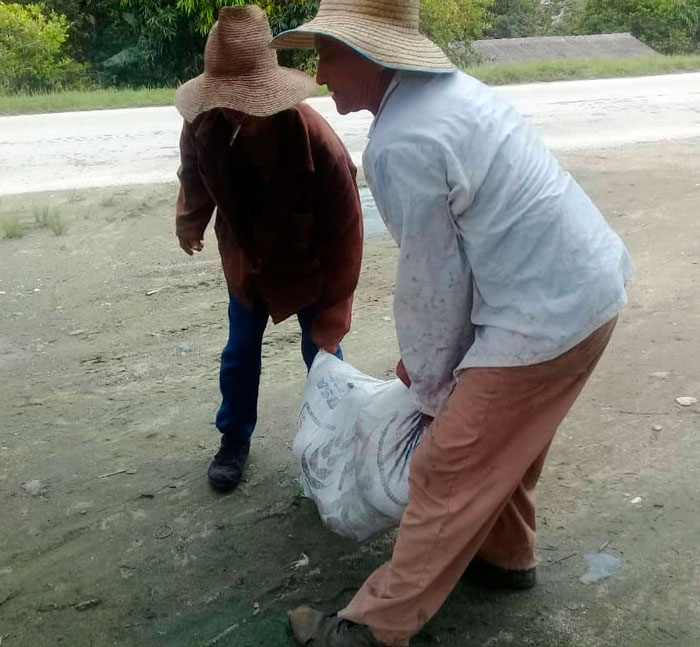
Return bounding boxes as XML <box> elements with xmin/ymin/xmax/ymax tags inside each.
<box><xmin>294</xmin><ymin>351</ymin><xmax>426</xmax><ymax>542</ymax></box>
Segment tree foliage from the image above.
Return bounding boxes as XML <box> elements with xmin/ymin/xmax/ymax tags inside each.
<box><xmin>419</xmin><ymin>0</ymin><xmax>492</xmax><ymax>49</ymax></box>
<box><xmin>579</xmin><ymin>0</ymin><xmax>700</xmax><ymax>53</ymax></box>
<box><xmin>0</xmin><ymin>2</ymin><xmax>89</xmax><ymax>92</ymax></box>
<box><xmin>2</xmin><ymin>0</ymin><xmax>699</xmax><ymax>93</ymax></box>
<box><xmin>115</xmin><ymin>0</ymin><xmax>204</xmax><ymax>86</ymax></box>
<box><xmin>485</xmin><ymin>0</ymin><xmax>546</xmax><ymax>38</ymax></box>
<box><xmin>175</xmin><ymin>0</ymin><xmax>318</xmax><ymax>34</ymax></box>
<box><xmin>172</xmin><ymin>0</ymin><xmax>320</xmax><ymax>71</ymax></box>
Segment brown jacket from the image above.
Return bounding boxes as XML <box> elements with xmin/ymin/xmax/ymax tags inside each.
<box><xmin>176</xmin><ymin>104</ymin><xmax>363</xmax><ymax>350</ymax></box>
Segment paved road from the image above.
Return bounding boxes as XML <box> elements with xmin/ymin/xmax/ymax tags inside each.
<box><xmin>1</xmin><ymin>73</ymin><xmax>699</xmax><ymax>196</ymax></box>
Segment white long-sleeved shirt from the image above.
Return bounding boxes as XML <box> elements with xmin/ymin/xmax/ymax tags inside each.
<box><xmin>363</xmin><ymin>72</ymin><xmax>634</xmax><ymax>416</ymax></box>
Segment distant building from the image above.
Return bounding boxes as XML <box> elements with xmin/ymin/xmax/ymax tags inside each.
<box><xmin>452</xmin><ymin>33</ymin><xmax>659</xmax><ymax>65</ymax></box>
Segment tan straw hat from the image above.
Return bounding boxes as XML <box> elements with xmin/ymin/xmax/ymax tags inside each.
<box><xmin>271</xmin><ymin>0</ymin><xmax>455</xmax><ymax>73</ymax></box>
<box><xmin>175</xmin><ymin>5</ymin><xmax>317</xmax><ymax>122</ymax></box>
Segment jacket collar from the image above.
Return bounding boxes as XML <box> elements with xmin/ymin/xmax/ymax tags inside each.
<box><xmin>191</xmin><ymin>108</ymin><xmax>315</xmax><ymax>177</ymax></box>
<box><xmin>368</xmin><ymin>73</ymin><xmax>402</xmax><ymax>140</ymax></box>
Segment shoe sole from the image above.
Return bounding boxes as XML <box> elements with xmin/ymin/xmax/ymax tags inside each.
<box><xmin>208</xmin><ymin>477</ymin><xmax>240</xmax><ymax>493</ymax></box>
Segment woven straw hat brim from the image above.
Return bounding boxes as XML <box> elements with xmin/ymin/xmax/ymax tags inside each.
<box><xmin>174</xmin><ymin>67</ymin><xmax>317</xmax><ymax>122</ymax></box>
<box><xmin>271</xmin><ymin>15</ymin><xmax>455</xmax><ymax>73</ymax></box>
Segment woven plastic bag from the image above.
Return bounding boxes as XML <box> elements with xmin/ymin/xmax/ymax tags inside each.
<box><xmin>294</xmin><ymin>351</ymin><xmax>425</xmax><ymax>542</ymax></box>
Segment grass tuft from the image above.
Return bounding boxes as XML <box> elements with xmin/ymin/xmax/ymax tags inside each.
<box><xmin>1</xmin><ymin>216</ymin><xmax>21</xmax><ymax>239</ymax></box>
<box><xmin>34</xmin><ymin>205</ymin><xmax>52</xmax><ymax>227</ymax></box>
<box><xmin>100</xmin><ymin>194</ymin><xmax>117</xmax><ymax>208</ymax></box>
<box><xmin>33</xmin><ymin>206</ymin><xmax>67</xmax><ymax>235</ymax></box>
<box><xmin>49</xmin><ymin>211</ymin><xmax>67</xmax><ymax>236</ymax></box>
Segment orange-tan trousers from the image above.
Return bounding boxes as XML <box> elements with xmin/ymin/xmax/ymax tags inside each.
<box><xmin>339</xmin><ymin>318</ymin><xmax>617</xmax><ymax>646</ymax></box>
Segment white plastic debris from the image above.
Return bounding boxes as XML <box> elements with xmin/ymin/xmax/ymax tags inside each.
<box><xmin>580</xmin><ymin>553</ymin><xmax>623</xmax><ymax>584</ymax></box>
<box><xmin>22</xmin><ymin>480</ymin><xmax>43</xmax><ymax>496</ymax></box>
<box><xmin>295</xmin><ymin>351</ymin><xmax>425</xmax><ymax>542</ymax></box>
<box><xmin>630</xmin><ymin>496</ymin><xmax>643</xmax><ymax>504</ymax></box>
<box><xmin>675</xmin><ymin>396</ymin><xmax>697</xmax><ymax>407</ymax></box>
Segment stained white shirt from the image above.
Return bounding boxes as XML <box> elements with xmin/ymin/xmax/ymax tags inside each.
<box><xmin>363</xmin><ymin>71</ymin><xmax>634</xmax><ymax>416</ymax></box>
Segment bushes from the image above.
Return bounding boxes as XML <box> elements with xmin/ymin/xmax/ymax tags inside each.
<box><xmin>0</xmin><ymin>3</ymin><xmax>90</xmax><ymax>93</ymax></box>
<box><xmin>579</xmin><ymin>0</ymin><xmax>700</xmax><ymax>54</ymax></box>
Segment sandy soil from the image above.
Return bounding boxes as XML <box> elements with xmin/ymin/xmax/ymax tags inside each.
<box><xmin>1</xmin><ymin>139</ymin><xmax>699</xmax><ymax>646</ymax></box>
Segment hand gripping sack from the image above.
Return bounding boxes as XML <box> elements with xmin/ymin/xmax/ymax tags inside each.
<box><xmin>294</xmin><ymin>351</ymin><xmax>426</xmax><ymax>542</ymax></box>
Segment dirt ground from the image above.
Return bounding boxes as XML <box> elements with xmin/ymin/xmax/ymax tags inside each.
<box><xmin>1</xmin><ymin>138</ymin><xmax>699</xmax><ymax>647</ymax></box>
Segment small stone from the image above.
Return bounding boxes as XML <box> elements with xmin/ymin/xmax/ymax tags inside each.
<box><xmin>652</xmin><ymin>425</ymin><xmax>663</xmax><ymax>432</ymax></box>
<box><xmin>178</xmin><ymin>343</ymin><xmax>193</xmax><ymax>353</ymax></box>
<box><xmin>675</xmin><ymin>396</ymin><xmax>697</xmax><ymax>407</ymax></box>
<box><xmin>68</xmin><ymin>329</ymin><xmax>87</xmax><ymax>336</ymax></box>
<box><xmin>23</xmin><ymin>480</ymin><xmax>43</xmax><ymax>496</ymax></box>
<box><xmin>649</xmin><ymin>372</ymin><xmax>670</xmax><ymax>379</ymax></box>
<box><xmin>630</xmin><ymin>496</ymin><xmax>643</xmax><ymax>505</ymax></box>
<box><xmin>382</xmin><ymin>316</ymin><xmax>392</xmax><ymax>322</ymax></box>
<box><xmin>253</xmin><ymin>602</ymin><xmax>261</xmax><ymax>615</ymax></box>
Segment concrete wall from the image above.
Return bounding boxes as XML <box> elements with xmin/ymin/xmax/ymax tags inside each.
<box><xmin>466</xmin><ymin>33</ymin><xmax>659</xmax><ymax>64</ymax></box>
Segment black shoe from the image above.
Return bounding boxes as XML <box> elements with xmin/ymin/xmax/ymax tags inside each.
<box><xmin>462</xmin><ymin>556</ymin><xmax>536</xmax><ymax>590</ymax></box>
<box><xmin>207</xmin><ymin>435</ymin><xmax>250</xmax><ymax>492</ymax></box>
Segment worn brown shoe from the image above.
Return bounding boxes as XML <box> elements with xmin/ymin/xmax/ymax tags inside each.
<box><xmin>462</xmin><ymin>556</ymin><xmax>536</xmax><ymax>590</ymax></box>
<box><xmin>288</xmin><ymin>606</ymin><xmax>385</xmax><ymax>646</ymax></box>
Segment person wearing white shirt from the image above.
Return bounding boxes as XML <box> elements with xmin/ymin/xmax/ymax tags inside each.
<box><xmin>273</xmin><ymin>1</ymin><xmax>633</xmax><ymax>646</ymax></box>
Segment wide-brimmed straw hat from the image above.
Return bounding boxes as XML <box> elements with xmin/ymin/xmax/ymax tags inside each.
<box><xmin>271</xmin><ymin>0</ymin><xmax>454</xmax><ymax>73</ymax></box>
<box><xmin>175</xmin><ymin>5</ymin><xmax>317</xmax><ymax>122</ymax></box>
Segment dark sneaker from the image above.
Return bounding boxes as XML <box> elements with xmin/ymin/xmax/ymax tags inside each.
<box><xmin>288</xmin><ymin>606</ymin><xmax>385</xmax><ymax>647</ymax></box>
<box><xmin>462</xmin><ymin>556</ymin><xmax>536</xmax><ymax>590</ymax></box>
<box><xmin>207</xmin><ymin>435</ymin><xmax>250</xmax><ymax>492</ymax></box>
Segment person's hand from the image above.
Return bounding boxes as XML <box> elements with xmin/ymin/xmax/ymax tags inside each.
<box><xmin>179</xmin><ymin>238</ymin><xmax>204</xmax><ymax>256</ymax></box>
<box><xmin>396</xmin><ymin>359</ymin><xmax>411</xmax><ymax>387</ymax></box>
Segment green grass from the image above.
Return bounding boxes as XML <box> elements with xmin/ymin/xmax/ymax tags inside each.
<box><xmin>467</xmin><ymin>54</ymin><xmax>700</xmax><ymax>85</ymax></box>
<box><xmin>0</xmin><ymin>55</ymin><xmax>698</xmax><ymax>116</ymax></box>
<box><xmin>49</xmin><ymin>212</ymin><xmax>67</xmax><ymax>236</ymax></box>
<box><xmin>32</xmin><ymin>205</ymin><xmax>67</xmax><ymax>235</ymax></box>
<box><xmin>0</xmin><ymin>87</ymin><xmax>176</xmax><ymax>116</ymax></box>
<box><xmin>0</xmin><ymin>84</ymin><xmax>329</xmax><ymax>116</ymax></box>
<box><xmin>1</xmin><ymin>216</ymin><xmax>21</xmax><ymax>239</ymax></box>
<box><xmin>33</xmin><ymin>205</ymin><xmax>52</xmax><ymax>227</ymax></box>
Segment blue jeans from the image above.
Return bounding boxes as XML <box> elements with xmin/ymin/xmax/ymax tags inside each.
<box><xmin>216</xmin><ymin>294</ymin><xmax>342</xmax><ymax>441</ymax></box>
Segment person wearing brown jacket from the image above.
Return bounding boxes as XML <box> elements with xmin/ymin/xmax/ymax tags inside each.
<box><xmin>174</xmin><ymin>6</ymin><xmax>363</xmax><ymax>492</ymax></box>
